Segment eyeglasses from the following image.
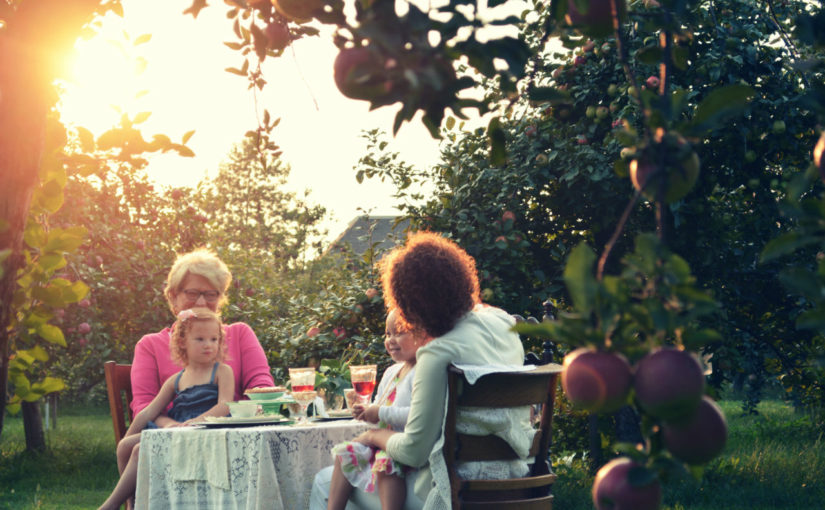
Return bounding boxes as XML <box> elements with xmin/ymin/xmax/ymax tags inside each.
<box><xmin>181</xmin><ymin>289</ymin><xmax>221</xmax><ymax>302</ymax></box>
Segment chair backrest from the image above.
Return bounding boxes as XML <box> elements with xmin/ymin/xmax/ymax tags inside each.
<box><xmin>443</xmin><ymin>362</ymin><xmax>563</xmax><ymax>510</ymax></box>
<box><xmin>104</xmin><ymin>361</ymin><xmax>133</xmax><ymax>444</ymax></box>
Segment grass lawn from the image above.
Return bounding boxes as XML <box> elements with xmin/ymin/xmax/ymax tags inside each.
<box><xmin>0</xmin><ymin>405</ymin><xmax>118</xmax><ymax>510</ymax></box>
<box><xmin>0</xmin><ymin>400</ymin><xmax>823</xmax><ymax>509</ymax></box>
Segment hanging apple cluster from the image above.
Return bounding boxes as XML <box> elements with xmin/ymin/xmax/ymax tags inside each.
<box><xmin>564</xmin><ymin>347</ymin><xmax>727</xmax><ymax>509</ymax></box>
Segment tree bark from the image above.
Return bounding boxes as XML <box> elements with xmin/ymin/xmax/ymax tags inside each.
<box><xmin>0</xmin><ymin>0</ymin><xmax>101</xmax><ymax>438</ymax></box>
<box><xmin>21</xmin><ymin>400</ymin><xmax>46</xmax><ymax>452</ymax></box>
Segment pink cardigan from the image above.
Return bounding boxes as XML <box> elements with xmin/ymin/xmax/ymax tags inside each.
<box><xmin>129</xmin><ymin>322</ymin><xmax>274</xmax><ymax>415</ymax></box>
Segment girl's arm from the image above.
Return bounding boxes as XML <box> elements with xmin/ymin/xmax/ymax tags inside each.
<box><xmin>181</xmin><ymin>363</ymin><xmax>235</xmax><ymax>425</ymax></box>
<box><xmin>124</xmin><ymin>376</ymin><xmax>177</xmax><ymax>436</ymax></box>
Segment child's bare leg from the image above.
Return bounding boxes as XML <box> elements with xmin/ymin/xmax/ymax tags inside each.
<box><xmin>116</xmin><ymin>434</ymin><xmax>141</xmax><ymax>474</ymax></box>
<box><xmin>376</xmin><ymin>471</ymin><xmax>406</xmax><ymax>510</ymax></box>
<box><xmin>99</xmin><ymin>442</ymin><xmax>141</xmax><ymax>510</ymax></box>
<box><xmin>327</xmin><ymin>456</ymin><xmax>354</xmax><ymax>510</ymax></box>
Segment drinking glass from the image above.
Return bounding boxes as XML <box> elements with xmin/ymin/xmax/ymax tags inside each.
<box><xmin>349</xmin><ymin>365</ymin><xmax>377</xmax><ymax>405</ymax></box>
<box><xmin>292</xmin><ymin>390</ymin><xmax>318</xmax><ymax>425</ymax></box>
<box><xmin>289</xmin><ymin>367</ymin><xmax>316</xmax><ymax>392</ymax></box>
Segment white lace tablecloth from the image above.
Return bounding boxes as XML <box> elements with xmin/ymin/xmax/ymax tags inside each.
<box><xmin>135</xmin><ymin>420</ymin><xmax>369</xmax><ymax>510</ymax></box>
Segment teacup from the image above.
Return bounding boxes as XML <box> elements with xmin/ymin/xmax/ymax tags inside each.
<box><xmin>227</xmin><ymin>401</ymin><xmax>258</xmax><ymax>418</ymax></box>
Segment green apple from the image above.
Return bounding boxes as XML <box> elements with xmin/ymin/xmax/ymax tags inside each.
<box><xmin>772</xmin><ymin>120</ymin><xmax>786</xmax><ymax>134</ymax></box>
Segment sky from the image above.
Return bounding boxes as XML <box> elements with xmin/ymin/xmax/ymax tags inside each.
<box><xmin>58</xmin><ymin>0</ymin><xmax>449</xmax><ymax>241</ymax></box>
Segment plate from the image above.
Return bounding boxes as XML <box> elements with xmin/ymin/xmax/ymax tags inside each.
<box><xmin>250</xmin><ymin>396</ymin><xmax>296</xmax><ymax>404</ymax></box>
<box><xmin>325</xmin><ymin>410</ymin><xmax>354</xmax><ymax>418</ymax></box>
<box><xmin>201</xmin><ymin>415</ymin><xmax>293</xmax><ymax>427</ymax></box>
<box><xmin>312</xmin><ymin>416</ymin><xmax>355</xmax><ymax>422</ymax></box>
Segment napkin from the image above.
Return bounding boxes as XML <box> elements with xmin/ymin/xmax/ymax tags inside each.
<box><xmin>312</xmin><ymin>396</ymin><xmax>328</xmax><ymax>418</ymax></box>
<box><xmin>452</xmin><ymin>363</ymin><xmax>536</xmax><ymax>384</ymax></box>
<box><xmin>170</xmin><ymin>429</ymin><xmax>230</xmax><ymax>491</ymax></box>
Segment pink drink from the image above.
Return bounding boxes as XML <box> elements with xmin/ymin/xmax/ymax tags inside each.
<box><xmin>292</xmin><ymin>384</ymin><xmax>314</xmax><ymax>392</ymax></box>
<box><xmin>353</xmin><ymin>381</ymin><xmax>375</xmax><ymax>397</ymax></box>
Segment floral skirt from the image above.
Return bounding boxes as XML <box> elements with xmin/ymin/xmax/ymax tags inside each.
<box><xmin>331</xmin><ymin>440</ymin><xmax>407</xmax><ymax>493</ymax></box>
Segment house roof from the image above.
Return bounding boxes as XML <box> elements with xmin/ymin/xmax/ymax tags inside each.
<box><xmin>325</xmin><ymin>215</ymin><xmax>410</xmax><ymax>257</ymax></box>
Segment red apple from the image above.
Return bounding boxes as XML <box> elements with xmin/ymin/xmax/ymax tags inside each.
<box><xmin>78</xmin><ymin>299</ymin><xmax>91</xmax><ymax>308</ymax></box>
<box><xmin>245</xmin><ymin>288</ymin><xmax>256</xmax><ymax>297</ymax></box>
<box><xmin>634</xmin><ymin>348</ymin><xmax>705</xmax><ymax>421</ymax></box>
<box><xmin>566</xmin><ymin>0</ymin><xmax>627</xmax><ymax>38</ymax></box>
<box><xmin>78</xmin><ymin>338</ymin><xmax>88</xmax><ymax>347</ymax></box>
<box><xmin>592</xmin><ymin>457</ymin><xmax>662</xmax><ymax>510</ymax></box>
<box><xmin>333</xmin><ymin>47</ymin><xmax>387</xmax><ymax>101</ymax></box>
<box><xmin>662</xmin><ymin>396</ymin><xmax>728</xmax><ymax>465</ymax></box>
<box><xmin>271</xmin><ymin>0</ymin><xmax>320</xmax><ymax>21</ymax></box>
<box><xmin>645</xmin><ymin>75</ymin><xmax>660</xmax><ymax>90</ymax></box>
<box><xmin>365</xmin><ymin>288</ymin><xmax>379</xmax><ymax>300</ymax></box>
<box><xmin>814</xmin><ymin>131</ymin><xmax>825</xmax><ymax>183</ymax></box>
<box><xmin>171</xmin><ymin>189</ymin><xmax>183</xmax><ymax>200</ymax></box>
<box><xmin>77</xmin><ymin>322</ymin><xmax>92</xmax><ymax>335</ymax></box>
<box><xmin>494</xmin><ymin>235</ymin><xmax>508</xmax><ymax>244</ymax></box>
<box><xmin>502</xmin><ymin>211</ymin><xmax>516</xmax><ymax>223</ymax></box>
<box><xmin>525</xmin><ymin>125</ymin><xmax>538</xmax><ymax>137</ymax></box>
<box><xmin>629</xmin><ymin>134</ymin><xmax>700</xmax><ymax>203</ymax></box>
<box><xmin>306</xmin><ymin>326</ymin><xmax>320</xmax><ymax>338</ymax></box>
<box><xmin>562</xmin><ymin>348</ymin><xmax>632</xmax><ymax>414</ymax></box>
<box><xmin>265</xmin><ymin>21</ymin><xmax>290</xmax><ymax>51</ymax></box>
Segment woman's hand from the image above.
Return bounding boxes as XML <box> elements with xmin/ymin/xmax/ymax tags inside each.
<box><xmin>352</xmin><ymin>404</ymin><xmax>380</xmax><ymax>423</ymax></box>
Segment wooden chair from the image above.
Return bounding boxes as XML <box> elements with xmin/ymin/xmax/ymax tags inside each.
<box><xmin>443</xmin><ymin>362</ymin><xmax>563</xmax><ymax>509</ymax></box>
<box><xmin>104</xmin><ymin>361</ymin><xmax>133</xmax><ymax>444</ymax></box>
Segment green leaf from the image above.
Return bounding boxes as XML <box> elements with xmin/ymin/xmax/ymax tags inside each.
<box><xmin>36</xmin><ymin>179</ymin><xmax>64</xmax><ymax>214</ymax></box>
<box><xmin>564</xmin><ymin>242</ymin><xmax>597</xmax><ymax>315</ymax></box>
<box><xmin>689</xmin><ymin>85</ymin><xmax>754</xmax><ymax>134</ymax></box>
<box><xmin>75</xmin><ymin>126</ymin><xmax>96</xmax><ymax>152</ymax></box>
<box><xmin>779</xmin><ymin>268</ymin><xmax>822</xmax><ymax>300</ymax></box>
<box><xmin>760</xmin><ymin>232</ymin><xmax>816</xmax><ymax>262</ymax></box>
<box><xmin>67</xmin><ymin>280</ymin><xmax>90</xmax><ymax>302</ymax></box>
<box><xmin>38</xmin><ymin>253</ymin><xmax>66</xmax><ymax>273</ymax></box>
<box><xmin>527</xmin><ymin>86</ymin><xmax>570</xmax><ymax>103</ymax></box>
<box><xmin>38</xmin><ymin>323</ymin><xmax>66</xmax><ymax>346</ymax></box>
<box><xmin>23</xmin><ymin>223</ymin><xmax>46</xmax><ymax>249</ymax></box>
<box><xmin>628</xmin><ymin>465</ymin><xmax>659</xmax><ymax>487</ymax></box>
<box><xmin>488</xmin><ymin>116</ymin><xmax>507</xmax><ymax>166</ymax></box>
<box><xmin>28</xmin><ymin>345</ymin><xmax>50</xmax><ymax>362</ymax></box>
<box><xmin>33</xmin><ymin>377</ymin><xmax>65</xmax><ymax>395</ymax></box>
<box><xmin>635</xmin><ymin>46</ymin><xmax>662</xmax><ymax>64</ymax></box>
<box><xmin>133</xmin><ymin>111</ymin><xmax>151</xmax><ymax>124</ymax></box>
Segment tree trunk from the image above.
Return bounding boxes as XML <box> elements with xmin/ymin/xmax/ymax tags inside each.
<box><xmin>0</xmin><ymin>0</ymin><xmax>101</xmax><ymax>438</ymax></box>
<box><xmin>21</xmin><ymin>400</ymin><xmax>46</xmax><ymax>452</ymax></box>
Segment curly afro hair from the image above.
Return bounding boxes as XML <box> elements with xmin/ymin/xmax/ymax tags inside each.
<box><xmin>380</xmin><ymin>232</ymin><xmax>480</xmax><ymax>338</ymax></box>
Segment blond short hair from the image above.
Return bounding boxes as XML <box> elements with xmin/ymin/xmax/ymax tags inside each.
<box><xmin>170</xmin><ymin>308</ymin><xmax>226</xmax><ymax>366</ymax></box>
<box><xmin>164</xmin><ymin>248</ymin><xmax>232</xmax><ymax>313</ymax></box>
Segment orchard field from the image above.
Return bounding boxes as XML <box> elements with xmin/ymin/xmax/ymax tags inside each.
<box><xmin>2</xmin><ymin>1</ymin><xmax>825</xmax><ymax>509</ymax></box>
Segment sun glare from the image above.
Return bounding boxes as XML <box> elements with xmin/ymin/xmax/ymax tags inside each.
<box><xmin>59</xmin><ymin>29</ymin><xmax>149</xmax><ymax>134</ymax></box>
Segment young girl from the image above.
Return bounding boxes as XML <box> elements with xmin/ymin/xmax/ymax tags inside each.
<box><xmin>99</xmin><ymin>307</ymin><xmax>234</xmax><ymax>510</ymax></box>
<box><xmin>326</xmin><ymin>309</ymin><xmax>429</xmax><ymax>510</ymax></box>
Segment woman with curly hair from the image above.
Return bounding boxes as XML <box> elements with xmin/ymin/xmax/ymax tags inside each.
<box><xmin>311</xmin><ymin>232</ymin><xmax>529</xmax><ymax>510</ymax></box>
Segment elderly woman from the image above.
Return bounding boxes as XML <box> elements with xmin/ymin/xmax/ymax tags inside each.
<box><xmin>311</xmin><ymin>232</ymin><xmax>528</xmax><ymax>510</ymax></box>
<box><xmin>130</xmin><ymin>248</ymin><xmax>274</xmax><ymax>426</ymax></box>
